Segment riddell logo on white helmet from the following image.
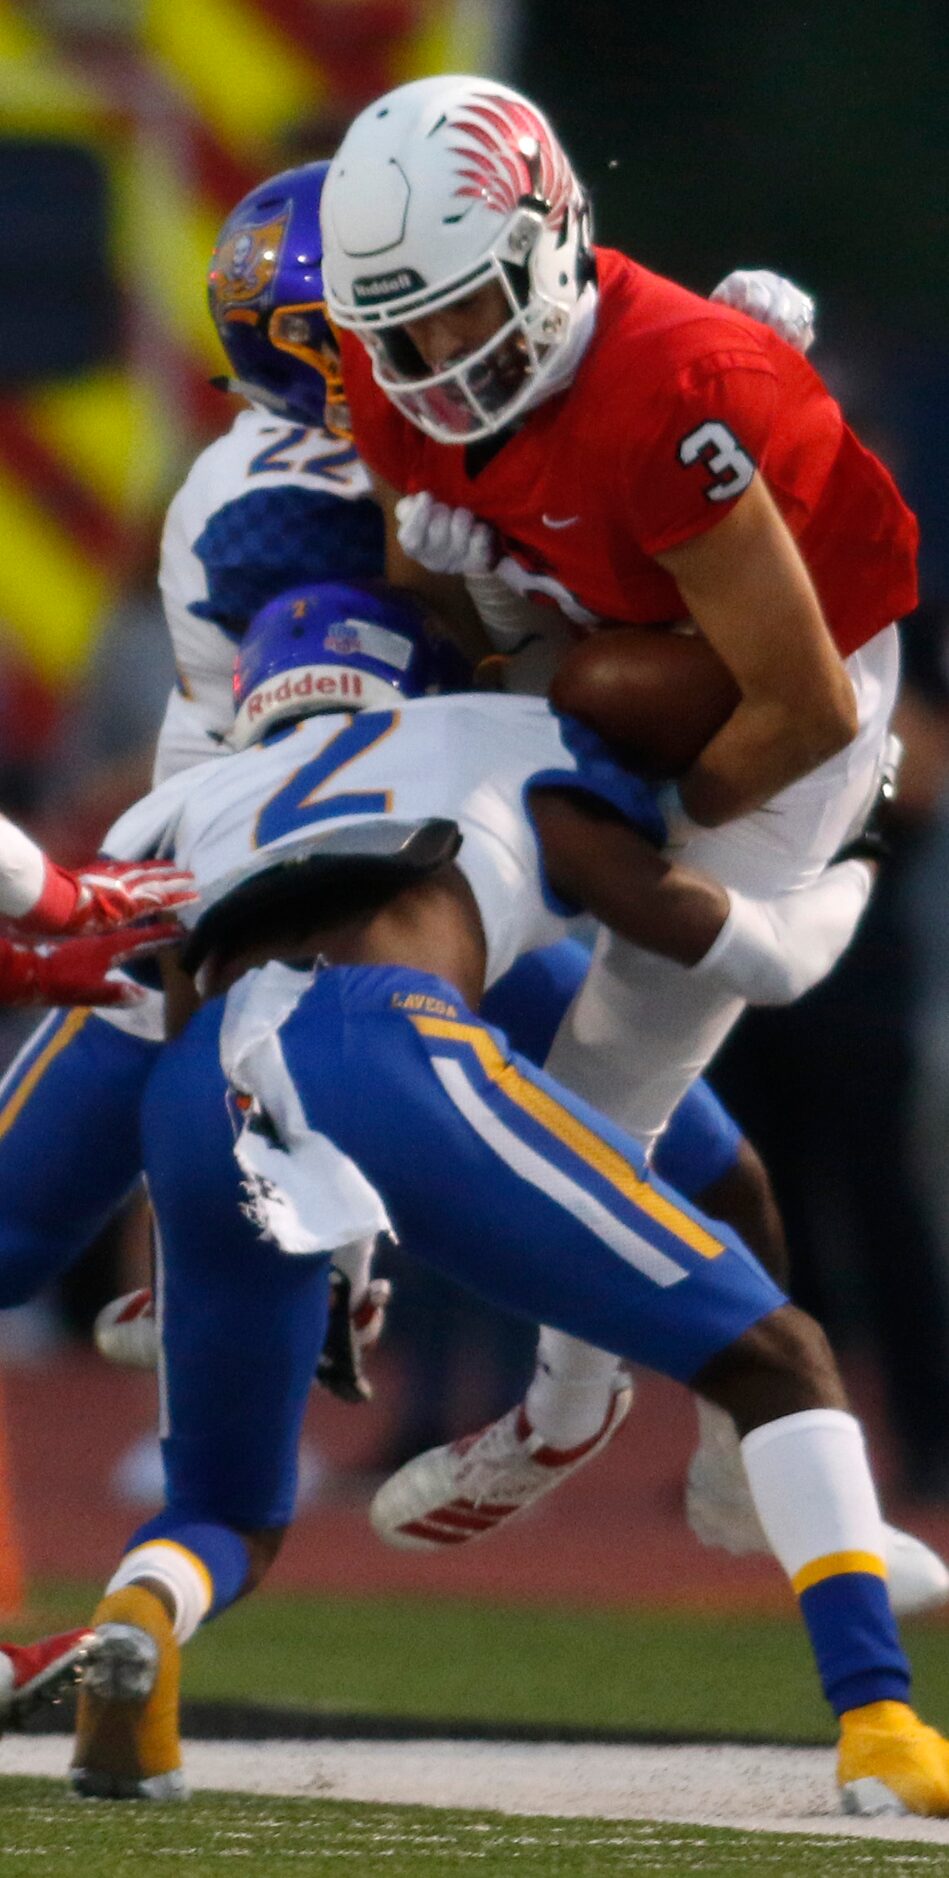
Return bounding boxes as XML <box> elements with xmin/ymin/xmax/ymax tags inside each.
<box><xmin>232</xmin><ymin>663</ymin><xmax>402</xmax><ymax>749</ymax></box>
<box><xmin>353</xmin><ymin>268</ymin><xmax>425</xmax><ymax>304</ymax></box>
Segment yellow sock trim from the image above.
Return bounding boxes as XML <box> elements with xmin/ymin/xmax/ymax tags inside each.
<box><xmin>792</xmin><ymin>1549</ymin><xmax>887</xmax><ymax>1596</ymax></box>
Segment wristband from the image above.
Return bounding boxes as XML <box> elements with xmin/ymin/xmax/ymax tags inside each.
<box><xmin>29</xmin><ymin>860</ymin><xmax>81</xmax><ymax>933</ymax></box>
<box><xmin>689</xmin><ymin>893</ymin><xmax>770</xmax><ymax>989</ymax></box>
<box><xmin>691</xmin><ymin>863</ymin><xmax>873</xmax><ymax>1005</ymax></box>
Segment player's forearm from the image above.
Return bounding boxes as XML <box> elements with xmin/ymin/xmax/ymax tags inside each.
<box><xmin>533</xmin><ymin>787</ymin><xmax>873</xmax><ymax>998</ymax></box>
<box><xmin>532</xmin><ymin>790</ymin><xmax>730</xmax><ymax>964</ymax></box>
<box><xmin>679</xmin><ymin>682</ymin><xmax>856</xmax><ymax>825</ymax></box>
<box><xmin>387</xmin><ymin>546</ymin><xmax>490</xmax><ymax>665</ymax></box>
<box><xmin>160</xmin><ymin>945</ymin><xmax>198</xmax><ymax>1039</ymax></box>
<box><xmin>657</xmin><ymin>476</ymin><xmax>859</xmax><ymax>824</ymax></box>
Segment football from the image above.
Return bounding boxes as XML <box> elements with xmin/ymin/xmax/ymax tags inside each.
<box><xmin>550</xmin><ymin>624</ymin><xmax>741</xmax><ymax>778</ymax></box>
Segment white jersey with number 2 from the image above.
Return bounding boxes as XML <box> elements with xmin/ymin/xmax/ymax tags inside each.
<box><xmin>107</xmin><ymin>693</ymin><xmax>660</xmax><ymax>989</ymax></box>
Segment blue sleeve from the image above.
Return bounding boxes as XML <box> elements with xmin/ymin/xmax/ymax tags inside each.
<box><xmin>530</xmin><ymin>712</ymin><xmax>668</xmax><ymax>848</ymax></box>
<box><xmin>654</xmin><ymin>1078</ymin><xmax>743</xmax><ymax>1199</ymax></box>
<box><xmin>482</xmin><ymin>939</ymin><xmax>591</xmax><ymax>1066</ymax></box>
<box><xmin>189</xmin><ymin>487</ymin><xmax>385</xmax><ymax>639</ymax></box>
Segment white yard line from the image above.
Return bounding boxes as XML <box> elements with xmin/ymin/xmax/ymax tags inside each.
<box><xmin>7</xmin><ymin>1735</ymin><xmax>949</xmax><ymax>1844</ymax></box>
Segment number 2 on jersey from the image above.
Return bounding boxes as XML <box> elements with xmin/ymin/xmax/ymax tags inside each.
<box><xmin>254</xmin><ymin>712</ymin><xmax>398</xmax><ymax>848</ymax></box>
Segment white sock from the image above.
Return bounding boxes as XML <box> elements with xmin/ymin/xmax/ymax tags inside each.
<box><xmin>525</xmin><ymin>1329</ymin><xmax>624</xmax><ymax>1449</ymax></box>
<box><xmin>107</xmin><ymin>1541</ymin><xmax>212</xmax><ymax>1645</ymax></box>
<box><xmin>741</xmin><ymin>1409</ymin><xmax>887</xmax><ymax>1583</ymax></box>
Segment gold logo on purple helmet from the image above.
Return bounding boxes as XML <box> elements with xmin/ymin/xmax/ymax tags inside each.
<box><xmin>210</xmin><ymin>210</ymin><xmax>290</xmax><ymax>314</ymax></box>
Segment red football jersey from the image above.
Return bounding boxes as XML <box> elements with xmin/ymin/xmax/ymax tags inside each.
<box><xmin>341</xmin><ymin>248</ymin><xmax>918</xmax><ymax>657</ymax></box>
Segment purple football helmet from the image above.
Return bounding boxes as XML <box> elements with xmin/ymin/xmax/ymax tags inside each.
<box><xmin>208</xmin><ymin>161</ymin><xmax>350</xmax><ymax>436</ymax></box>
<box><xmin>232</xmin><ymin>580</ymin><xmax>453</xmax><ymax>748</ymax></box>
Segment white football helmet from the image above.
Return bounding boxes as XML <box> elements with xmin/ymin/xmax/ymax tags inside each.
<box><xmin>320</xmin><ymin>75</ymin><xmax>593</xmax><ymax>443</ymax></box>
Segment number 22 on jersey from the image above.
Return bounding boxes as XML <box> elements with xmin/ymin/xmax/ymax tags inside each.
<box><xmin>254</xmin><ymin>712</ymin><xmax>398</xmax><ymax>848</ymax></box>
<box><xmin>248</xmin><ymin>426</ymin><xmax>359</xmax><ymax>485</ymax></box>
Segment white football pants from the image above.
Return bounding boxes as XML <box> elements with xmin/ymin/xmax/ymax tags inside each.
<box><xmin>533</xmin><ymin>625</ymin><xmax>899</xmax><ymax>1410</ymax></box>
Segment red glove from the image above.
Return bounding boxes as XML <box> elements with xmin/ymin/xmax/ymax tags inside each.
<box><xmin>28</xmin><ymin>858</ymin><xmax>197</xmax><ymax>936</ymax></box>
<box><xmin>0</xmin><ymin>923</ymin><xmax>182</xmax><ymax>1007</ymax></box>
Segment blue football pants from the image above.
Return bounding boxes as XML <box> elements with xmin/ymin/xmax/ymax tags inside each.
<box><xmin>0</xmin><ymin>942</ymin><xmax>742</xmax><ymax>1308</ymax></box>
<box><xmin>140</xmin><ymin>968</ymin><xmax>784</xmax><ymax>1530</ymax></box>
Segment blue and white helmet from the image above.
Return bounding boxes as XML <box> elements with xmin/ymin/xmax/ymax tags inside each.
<box><xmin>232</xmin><ymin>580</ymin><xmax>452</xmax><ymax>749</ymax></box>
<box><xmin>208</xmin><ymin>161</ymin><xmax>350</xmax><ymax>436</ymax></box>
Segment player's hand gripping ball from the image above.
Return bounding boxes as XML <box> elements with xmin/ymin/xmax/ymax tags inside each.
<box><xmin>550</xmin><ymin>624</ymin><xmax>740</xmax><ymax>778</ymax></box>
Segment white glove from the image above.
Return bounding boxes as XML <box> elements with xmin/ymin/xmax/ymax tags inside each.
<box><xmin>396</xmin><ymin>490</ymin><xmax>497</xmax><ymax>576</ymax></box>
<box><xmin>693</xmin><ymin>858</ymin><xmax>873</xmax><ymax>1004</ymax></box>
<box><xmin>710</xmin><ymin>268</ymin><xmax>816</xmax><ymax>354</ymax></box>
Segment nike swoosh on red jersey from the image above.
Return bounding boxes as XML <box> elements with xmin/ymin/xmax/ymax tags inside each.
<box><xmin>542</xmin><ymin>514</ymin><xmax>580</xmax><ymax>529</ymax></box>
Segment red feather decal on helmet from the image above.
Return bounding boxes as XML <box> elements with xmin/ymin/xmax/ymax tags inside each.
<box><xmin>447</xmin><ymin>94</ymin><xmax>574</xmax><ymax>220</ymax></box>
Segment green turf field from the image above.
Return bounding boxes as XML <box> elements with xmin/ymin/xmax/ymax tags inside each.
<box><xmin>13</xmin><ymin>1578</ymin><xmax>949</xmax><ymax>1743</ymax></box>
<box><xmin>0</xmin><ymin>1783</ymin><xmax>945</xmax><ymax>1877</ymax></box>
<box><xmin>5</xmin><ymin>1582</ymin><xmax>949</xmax><ymax>1874</ymax></box>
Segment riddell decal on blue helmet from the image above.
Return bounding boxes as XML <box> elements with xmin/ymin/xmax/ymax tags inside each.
<box><xmin>231</xmin><ymin>581</ymin><xmax>445</xmax><ymax>749</ymax></box>
<box><xmin>208</xmin><ymin>161</ymin><xmax>350</xmax><ymax>437</ymax></box>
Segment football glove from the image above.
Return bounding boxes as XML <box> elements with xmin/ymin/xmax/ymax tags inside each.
<box><xmin>27</xmin><ymin>858</ymin><xmax>198</xmax><ymax>937</ymax></box>
<box><xmin>710</xmin><ymin>269</ymin><xmax>816</xmax><ymax>354</ymax></box>
<box><xmin>316</xmin><ymin>1269</ymin><xmax>393</xmax><ymax>1404</ymax></box>
<box><xmin>0</xmin><ymin>922</ymin><xmax>182</xmax><ymax>1008</ymax></box>
<box><xmin>395</xmin><ymin>491</ymin><xmax>498</xmax><ymax>577</ymax></box>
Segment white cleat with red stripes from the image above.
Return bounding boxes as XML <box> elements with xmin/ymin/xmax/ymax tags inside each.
<box><xmin>370</xmin><ymin>1377</ymin><xmax>633</xmax><ymax>1550</ymax></box>
<box><xmin>94</xmin><ymin>1288</ymin><xmax>158</xmax><ymax>1369</ymax></box>
<box><xmin>687</xmin><ymin>1416</ymin><xmax>949</xmax><ymax>1617</ymax></box>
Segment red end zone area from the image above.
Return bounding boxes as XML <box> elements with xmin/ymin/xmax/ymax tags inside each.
<box><xmin>7</xmin><ymin>1347</ymin><xmax>949</xmax><ymax>1615</ymax></box>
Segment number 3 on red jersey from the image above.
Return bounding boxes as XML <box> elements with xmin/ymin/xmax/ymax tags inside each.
<box><xmin>678</xmin><ymin>421</ymin><xmax>755</xmax><ymax>503</ymax></box>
